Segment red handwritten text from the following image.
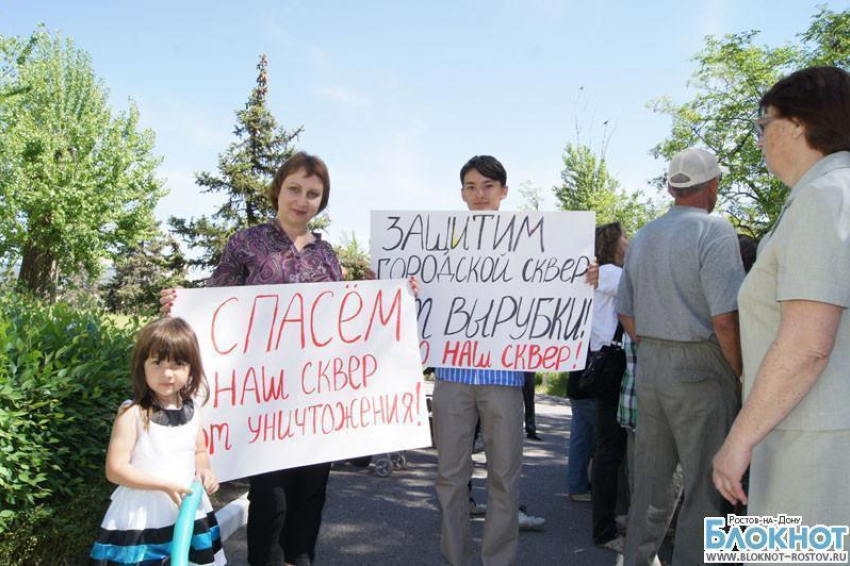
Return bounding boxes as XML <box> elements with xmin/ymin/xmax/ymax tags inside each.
<box><xmin>210</xmin><ymin>286</ymin><xmax>404</xmax><ymax>356</ymax></box>
<box><xmin>500</xmin><ymin>343</ymin><xmax>573</xmax><ymax>370</ymax></box>
<box><xmin>441</xmin><ymin>340</ymin><xmax>492</xmax><ymax>368</ymax></box>
<box><xmin>301</xmin><ymin>354</ymin><xmax>378</xmax><ymax>395</ymax></box>
<box><xmin>213</xmin><ymin>366</ymin><xmax>289</xmax><ymax>409</ymax></box>
<box><xmin>246</xmin><ymin>387</ymin><xmax>421</xmax><ymax>444</ymax></box>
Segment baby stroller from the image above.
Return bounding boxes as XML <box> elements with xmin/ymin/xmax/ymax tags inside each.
<box><xmin>373</xmin><ymin>451</ymin><xmax>408</xmax><ymax>477</ymax></box>
<box><xmin>372</xmin><ymin>367</ymin><xmax>436</xmax><ymax>477</ymax></box>
<box><xmin>372</xmin><ymin>367</ymin><xmax>434</xmax><ymax>478</ymax></box>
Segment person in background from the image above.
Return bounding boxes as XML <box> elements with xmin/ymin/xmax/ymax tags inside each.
<box><xmin>617</xmin><ymin>332</ymin><xmax>638</xmax><ymax>503</ymax></box>
<box><xmin>617</xmin><ymin>315</ymin><xmax>684</xmax><ymax>552</ymax></box>
<box><xmin>523</xmin><ymin>372</ymin><xmax>541</xmax><ymax>441</ymax></box>
<box><xmin>588</xmin><ymin>222</ymin><xmax>629</xmax><ymax>553</ymax></box>
<box><xmin>565</xmin><ymin>366</ymin><xmax>596</xmax><ymax>504</ymax></box>
<box><xmin>737</xmin><ymin>234</ymin><xmax>757</xmax><ymax>274</ymax></box>
<box><xmin>618</xmin><ymin>147</ymin><xmax>744</xmax><ymax>566</ymax></box>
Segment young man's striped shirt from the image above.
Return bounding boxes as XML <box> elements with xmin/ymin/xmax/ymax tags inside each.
<box><xmin>436</xmin><ymin>367</ymin><xmax>524</xmax><ymax>387</ymax></box>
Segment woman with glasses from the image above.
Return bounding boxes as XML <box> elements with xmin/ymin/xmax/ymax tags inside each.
<box><xmin>713</xmin><ymin>67</ymin><xmax>850</xmax><ymax>535</ymax></box>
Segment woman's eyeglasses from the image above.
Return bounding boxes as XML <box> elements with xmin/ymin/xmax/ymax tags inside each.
<box><xmin>752</xmin><ymin>116</ymin><xmax>779</xmax><ymax>139</ymax></box>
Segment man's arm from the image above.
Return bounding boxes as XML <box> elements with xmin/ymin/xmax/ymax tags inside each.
<box><xmin>712</xmin><ymin>311</ymin><xmax>742</xmax><ymax>378</ymax></box>
<box><xmin>618</xmin><ymin>314</ymin><xmax>638</xmax><ymax>344</ymax></box>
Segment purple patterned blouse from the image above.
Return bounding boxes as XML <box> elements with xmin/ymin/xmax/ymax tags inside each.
<box><xmin>207</xmin><ymin>220</ymin><xmax>343</xmax><ymax>288</ymax></box>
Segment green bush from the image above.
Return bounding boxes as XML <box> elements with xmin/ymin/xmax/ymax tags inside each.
<box><xmin>0</xmin><ymin>479</ymin><xmax>115</xmax><ymax>564</ymax></box>
<box><xmin>542</xmin><ymin>372</ymin><xmax>569</xmax><ymax>397</ymax></box>
<box><xmin>0</xmin><ymin>290</ymin><xmax>141</xmax><ymax>562</ymax></box>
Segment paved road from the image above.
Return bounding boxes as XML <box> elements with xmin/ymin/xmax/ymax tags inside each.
<box><xmin>222</xmin><ymin>393</ymin><xmax>622</xmax><ymax>565</ymax></box>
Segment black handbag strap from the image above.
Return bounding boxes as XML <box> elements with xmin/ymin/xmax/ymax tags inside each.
<box><xmin>611</xmin><ymin>323</ymin><xmax>625</xmax><ymax>348</ymax></box>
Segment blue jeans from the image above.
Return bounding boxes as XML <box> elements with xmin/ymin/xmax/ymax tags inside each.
<box><xmin>567</xmin><ymin>398</ymin><xmax>597</xmax><ymax>495</ymax></box>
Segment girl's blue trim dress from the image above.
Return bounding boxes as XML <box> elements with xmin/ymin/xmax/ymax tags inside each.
<box><xmin>89</xmin><ymin>401</ymin><xmax>226</xmax><ymax>565</ymax></box>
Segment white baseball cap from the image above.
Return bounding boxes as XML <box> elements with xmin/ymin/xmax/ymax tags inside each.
<box><xmin>667</xmin><ymin>148</ymin><xmax>729</xmax><ymax>188</ymax></box>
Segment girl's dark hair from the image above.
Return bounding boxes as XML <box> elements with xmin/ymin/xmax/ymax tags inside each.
<box><xmin>268</xmin><ymin>151</ymin><xmax>331</xmax><ymax>213</ymax></box>
<box><xmin>128</xmin><ymin>317</ymin><xmax>208</xmax><ymax>427</ymax></box>
<box><xmin>595</xmin><ymin>222</ymin><xmax>624</xmax><ymax>266</ymax></box>
<box><xmin>760</xmin><ymin>66</ymin><xmax>850</xmax><ymax>155</ymax></box>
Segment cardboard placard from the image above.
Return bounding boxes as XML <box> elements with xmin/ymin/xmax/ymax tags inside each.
<box><xmin>173</xmin><ymin>279</ymin><xmax>430</xmax><ymax>482</ymax></box>
<box><xmin>371</xmin><ymin>210</ymin><xmax>595</xmax><ymax>372</ymax></box>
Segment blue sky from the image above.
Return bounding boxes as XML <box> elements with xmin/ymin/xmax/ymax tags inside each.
<box><xmin>2</xmin><ymin>1</ymin><xmax>843</xmax><ymax>247</ymax></box>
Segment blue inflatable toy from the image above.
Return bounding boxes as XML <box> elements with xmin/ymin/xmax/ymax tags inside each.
<box><xmin>171</xmin><ymin>480</ymin><xmax>204</xmax><ymax>566</ymax></box>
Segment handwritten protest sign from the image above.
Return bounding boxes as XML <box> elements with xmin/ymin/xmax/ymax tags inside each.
<box><xmin>173</xmin><ymin>279</ymin><xmax>430</xmax><ymax>482</ymax></box>
<box><xmin>371</xmin><ymin>211</ymin><xmax>595</xmax><ymax>372</ymax></box>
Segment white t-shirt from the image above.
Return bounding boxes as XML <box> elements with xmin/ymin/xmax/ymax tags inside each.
<box><xmin>590</xmin><ymin>263</ymin><xmax>622</xmax><ymax>351</ymax></box>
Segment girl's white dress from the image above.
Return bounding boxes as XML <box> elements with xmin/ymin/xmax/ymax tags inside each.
<box><xmin>90</xmin><ymin>400</ymin><xmax>226</xmax><ymax>565</ymax></box>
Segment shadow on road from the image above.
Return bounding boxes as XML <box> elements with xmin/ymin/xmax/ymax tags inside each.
<box><xmin>223</xmin><ymin>394</ymin><xmax>622</xmax><ymax>565</ymax></box>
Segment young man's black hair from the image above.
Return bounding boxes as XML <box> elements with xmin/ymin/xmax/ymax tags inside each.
<box><xmin>459</xmin><ymin>155</ymin><xmax>507</xmax><ymax>186</ymax></box>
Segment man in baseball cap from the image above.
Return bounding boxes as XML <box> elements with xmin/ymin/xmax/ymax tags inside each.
<box><xmin>616</xmin><ymin>148</ymin><xmax>744</xmax><ymax>565</ymax></box>
<box><xmin>666</xmin><ymin>147</ymin><xmax>730</xmax><ymax>210</ymax></box>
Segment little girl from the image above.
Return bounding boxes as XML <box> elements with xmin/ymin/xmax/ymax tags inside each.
<box><xmin>90</xmin><ymin>317</ymin><xmax>226</xmax><ymax>565</ymax></box>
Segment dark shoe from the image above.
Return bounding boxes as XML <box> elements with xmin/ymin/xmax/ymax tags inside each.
<box><xmin>615</xmin><ymin>514</ymin><xmax>627</xmax><ymax>534</ymax></box>
<box><xmin>567</xmin><ymin>492</ymin><xmax>592</xmax><ymax>503</ymax></box>
<box><xmin>526</xmin><ymin>431</ymin><xmax>542</xmax><ymax>441</ymax></box>
<box><xmin>596</xmin><ymin>535</ymin><xmax>625</xmax><ymax>553</ymax></box>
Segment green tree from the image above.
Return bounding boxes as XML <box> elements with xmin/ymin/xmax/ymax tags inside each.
<box><xmin>517</xmin><ymin>180</ymin><xmax>545</xmax><ymax>211</ymax></box>
<box><xmin>101</xmin><ymin>225</ymin><xmax>187</xmax><ymax>316</ymax></box>
<box><xmin>554</xmin><ymin>142</ymin><xmax>658</xmax><ymax>236</ymax></box>
<box><xmin>0</xmin><ymin>29</ymin><xmax>164</xmax><ymax>298</ymax></box>
<box><xmin>169</xmin><ymin>54</ymin><xmax>305</xmax><ymax>278</ymax></box>
<box><xmin>0</xmin><ymin>33</ymin><xmax>36</xmax><ymax>102</ymax></box>
<box><xmin>335</xmin><ymin>231</ymin><xmax>370</xmax><ymax>281</ymax></box>
<box><xmin>651</xmin><ymin>6</ymin><xmax>850</xmax><ymax>237</ymax></box>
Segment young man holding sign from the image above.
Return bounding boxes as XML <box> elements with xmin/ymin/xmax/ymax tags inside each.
<box><xmin>432</xmin><ymin>155</ymin><xmax>597</xmax><ymax>566</ymax></box>
<box><xmin>431</xmin><ymin>155</ymin><xmax>525</xmax><ymax>566</ymax></box>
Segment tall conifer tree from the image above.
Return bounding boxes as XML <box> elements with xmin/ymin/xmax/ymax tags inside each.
<box><xmin>170</xmin><ymin>55</ymin><xmax>303</xmax><ymax>275</ymax></box>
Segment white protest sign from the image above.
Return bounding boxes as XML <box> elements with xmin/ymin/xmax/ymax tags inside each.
<box><xmin>172</xmin><ymin>279</ymin><xmax>430</xmax><ymax>482</ymax></box>
<box><xmin>370</xmin><ymin>210</ymin><xmax>595</xmax><ymax>372</ymax></box>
